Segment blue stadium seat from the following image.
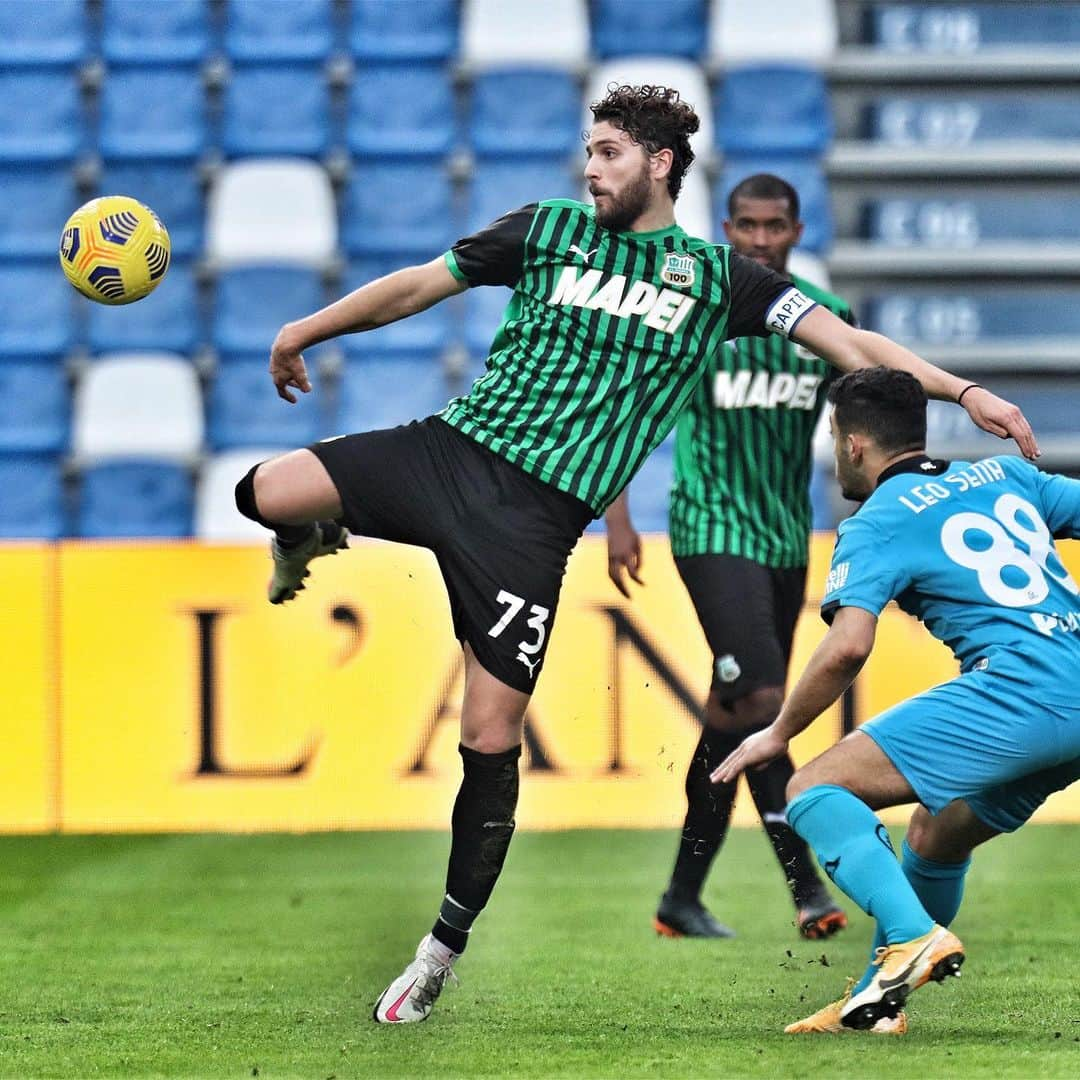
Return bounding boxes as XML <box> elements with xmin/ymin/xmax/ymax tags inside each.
<box><xmin>101</xmin><ymin>0</ymin><xmax>210</xmax><ymax>65</ymax></box>
<box><xmin>207</xmin><ymin>358</ymin><xmax>324</xmax><ymax>450</ymax></box>
<box><xmin>715</xmin><ymin>159</ymin><xmax>833</xmax><ymax>253</ymax></box>
<box><xmin>865</xmin><ymin>289</ymin><xmax>1080</xmax><ymax>346</ymax></box>
<box><xmin>347</xmin><ymin>64</ymin><xmax>455</xmax><ymax>158</ymax></box>
<box><xmin>99</xmin><ymin>160</ymin><xmax>203</xmax><ymax>258</ymax></box>
<box><xmin>591</xmin><ymin>0</ymin><xmax>706</xmax><ymax>59</ymax></box>
<box><xmin>715</xmin><ymin>66</ymin><xmax>833</xmax><ymax>156</ymax></box>
<box><xmin>222</xmin><ymin>64</ymin><xmax>331</xmax><ymax>158</ymax></box>
<box><xmin>0</xmin><ymin>0</ymin><xmax>87</xmax><ymax>67</ymax></box>
<box><xmin>340</xmin><ymin>163</ymin><xmax>453</xmax><ymax>257</ymax></box>
<box><xmin>99</xmin><ymin>66</ymin><xmax>207</xmax><ymax>160</ymax></box>
<box><xmin>464</xmin><ymin>285</ymin><xmax>515</xmax><ymax>357</ymax></box>
<box><xmin>467</xmin><ymin>160</ymin><xmax>576</xmax><ymax>235</ymax></box>
<box><xmin>0</xmin><ymin>70</ymin><xmax>82</xmax><ymax>162</ymax></box>
<box><xmin>213</xmin><ymin>266</ymin><xmax>325</xmax><ymax>356</ymax></box>
<box><xmin>350</xmin><ymin>0</ymin><xmax>458</xmax><ymax>61</ymax></box>
<box><xmin>224</xmin><ymin>0</ymin><xmax>334</xmax><ymax>62</ymax></box>
<box><xmin>341</xmin><ymin>260</ymin><xmax>453</xmax><ymax>356</ymax></box>
<box><xmin>0</xmin><ymin>263</ymin><xmax>75</xmax><ymax>357</ymax></box>
<box><xmin>863</xmin><ymin>195</ymin><xmax>1080</xmax><ymax>247</ymax></box>
<box><xmin>626</xmin><ymin>436</ymin><xmax>674</xmax><ymax>534</ymax></box>
<box><xmin>75</xmin><ymin>460</ymin><xmax>194</xmax><ymax>538</ymax></box>
<box><xmin>0</xmin><ymin>165</ymin><xmax>77</xmax><ymax>258</ymax></box>
<box><xmin>88</xmin><ymin>260</ymin><xmax>201</xmax><ymax>355</ymax></box>
<box><xmin>0</xmin><ymin>454</ymin><xmax>66</xmax><ymax>539</ymax></box>
<box><xmin>470</xmin><ymin>70</ymin><xmax>581</xmax><ymax>158</ymax></box>
<box><xmin>0</xmin><ymin>359</ymin><xmax>68</xmax><ymax>453</ymax></box>
<box><xmin>870</xmin><ymin>3</ymin><xmax>1080</xmax><ymax>51</ymax></box>
<box><xmin>335</xmin><ymin>353</ymin><xmax>454</xmax><ymax>433</ymax></box>
<box><xmin>867</xmin><ymin>94</ymin><xmax>1080</xmax><ymax>147</ymax></box>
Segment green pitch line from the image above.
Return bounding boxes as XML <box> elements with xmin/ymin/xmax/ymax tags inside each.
<box><xmin>0</xmin><ymin>827</ymin><xmax>1075</xmax><ymax>1077</ymax></box>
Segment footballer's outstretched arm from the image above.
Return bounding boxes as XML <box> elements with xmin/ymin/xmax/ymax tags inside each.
<box><xmin>270</xmin><ymin>257</ymin><xmax>466</xmax><ymax>402</ymax></box>
<box><xmin>710</xmin><ymin>606</ymin><xmax>877</xmax><ymax>784</ymax></box>
<box><xmin>790</xmin><ymin>305</ymin><xmax>1040</xmax><ymax>461</ymax></box>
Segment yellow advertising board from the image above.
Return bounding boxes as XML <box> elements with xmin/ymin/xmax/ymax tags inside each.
<box><xmin>2</xmin><ymin>534</ymin><xmax>1078</xmax><ymax>832</ymax></box>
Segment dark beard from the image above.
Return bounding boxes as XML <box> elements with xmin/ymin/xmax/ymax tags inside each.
<box><xmin>594</xmin><ymin>167</ymin><xmax>652</xmax><ymax>231</ymax></box>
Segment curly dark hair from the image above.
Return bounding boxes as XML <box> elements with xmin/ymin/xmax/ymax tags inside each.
<box><xmin>828</xmin><ymin>368</ymin><xmax>927</xmax><ymax>455</ymax></box>
<box><xmin>589</xmin><ymin>84</ymin><xmax>699</xmax><ymax>200</ymax></box>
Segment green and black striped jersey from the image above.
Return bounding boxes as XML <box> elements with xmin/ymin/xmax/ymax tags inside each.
<box><xmin>669</xmin><ymin>275</ymin><xmax>857</xmax><ymax>567</ymax></box>
<box><xmin>441</xmin><ymin>199</ymin><xmax>806</xmax><ymax>515</ymax></box>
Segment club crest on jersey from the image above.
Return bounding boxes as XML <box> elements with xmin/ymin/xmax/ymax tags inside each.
<box><xmin>660</xmin><ymin>252</ymin><xmax>695</xmax><ymax>288</ymax></box>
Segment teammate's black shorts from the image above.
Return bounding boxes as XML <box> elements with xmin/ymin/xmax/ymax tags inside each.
<box><xmin>310</xmin><ymin>417</ymin><xmax>592</xmax><ymax>694</ymax></box>
<box><xmin>674</xmin><ymin>553</ymin><xmax>807</xmax><ymax>707</ymax></box>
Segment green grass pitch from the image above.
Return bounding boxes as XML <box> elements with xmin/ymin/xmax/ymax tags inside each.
<box><xmin>0</xmin><ymin>826</ymin><xmax>1075</xmax><ymax>1078</ymax></box>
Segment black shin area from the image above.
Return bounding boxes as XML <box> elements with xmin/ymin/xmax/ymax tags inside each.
<box><xmin>431</xmin><ymin>743</ymin><xmax>521</xmax><ymax>954</ymax></box>
<box><xmin>233</xmin><ymin>464</ymin><xmax>313</xmax><ymax>543</ymax></box>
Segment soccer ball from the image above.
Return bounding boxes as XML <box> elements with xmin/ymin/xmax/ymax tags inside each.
<box><xmin>59</xmin><ymin>195</ymin><xmax>171</xmax><ymax>305</ymax></box>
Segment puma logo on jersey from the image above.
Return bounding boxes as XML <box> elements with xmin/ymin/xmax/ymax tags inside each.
<box><xmin>712</xmin><ymin>369</ymin><xmax>824</xmax><ymax>411</ymax></box>
<box><xmin>547</xmin><ymin>266</ymin><xmax>697</xmax><ymax>335</ymax></box>
<box><xmin>516</xmin><ymin>652</ymin><xmax>540</xmax><ymax>678</ymax></box>
<box><xmin>568</xmin><ymin>244</ymin><xmax>598</xmax><ymax>264</ymax></box>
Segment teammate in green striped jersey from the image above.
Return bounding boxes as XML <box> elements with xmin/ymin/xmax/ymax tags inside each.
<box><xmin>234</xmin><ymin>86</ymin><xmax>1038</xmax><ymax>1024</ymax></box>
<box><xmin>608</xmin><ymin>175</ymin><xmax>858</xmax><ymax>942</ymax></box>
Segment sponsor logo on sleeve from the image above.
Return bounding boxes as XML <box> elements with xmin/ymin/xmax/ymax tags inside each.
<box><xmin>824</xmin><ymin>561</ymin><xmax>850</xmax><ymax>596</ymax></box>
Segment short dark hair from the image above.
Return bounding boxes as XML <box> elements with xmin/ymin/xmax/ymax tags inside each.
<box><xmin>727</xmin><ymin>173</ymin><xmax>800</xmax><ymax>221</ymax></box>
<box><xmin>589</xmin><ymin>84</ymin><xmax>699</xmax><ymax>199</ymax></box>
<box><xmin>827</xmin><ymin>368</ymin><xmax>928</xmax><ymax>455</ymax></box>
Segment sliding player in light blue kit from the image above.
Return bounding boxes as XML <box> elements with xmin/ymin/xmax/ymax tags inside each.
<box><xmin>714</xmin><ymin>367</ymin><xmax>1080</xmax><ymax>1033</ymax></box>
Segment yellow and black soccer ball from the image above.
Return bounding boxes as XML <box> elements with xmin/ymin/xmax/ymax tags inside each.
<box><xmin>59</xmin><ymin>195</ymin><xmax>171</xmax><ymax>305</ymax></box>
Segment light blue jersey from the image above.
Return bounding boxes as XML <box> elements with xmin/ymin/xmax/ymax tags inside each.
<box><xmin>821</xmin><ymin>454</ymin><xmax>1080</xmax><ymax>831</ymax></box>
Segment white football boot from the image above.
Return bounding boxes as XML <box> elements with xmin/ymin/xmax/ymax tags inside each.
<box><xmin>372</xmin><ymin>935</ymin><xmax>459</xmax><ymax>1024</ymax></box>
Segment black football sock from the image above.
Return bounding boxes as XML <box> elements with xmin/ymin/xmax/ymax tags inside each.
<box><xmin>745</xmin><ymin>753</ymin><xmax>827</xmax><ymax>907</ymax></box>
<box><xmin>666</xmin><ymin>727</ymin><xmax>742</xmax><ymax>904</ymax></box>
<box><xmin>431</xmin><ymin>743</ymin><xmax>520</xmax><ymax>955</ymax></box>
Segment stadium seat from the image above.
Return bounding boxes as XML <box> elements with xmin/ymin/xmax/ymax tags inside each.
<box><xmin>206</xmin><ymin>357</ymin><xmax>324</xmax><ymax>450</ymax></box>
<box><xmin>0</xmin><ymin>454</ymin><xmax>66</xmax><ymax>539</ymax></box>
<box><xmin>212</xmin><ymin>266</ymin><xmax>325</xmax><ymax>356</ymax></box>
<box><xmin>0</xmin><ymin>164</ymin><xmax>78</xmax><ymax>258</ymax></box>
<box><xmin>585</xmin><ymin>59</ymin><xmax>713</xmax><ymax>159</ymax></box>
<box><xmin>224</xmin><ymin>0</ymin><xmax>334</xmax><ymax>62</ymax></box>
<box><xmin>75</xmin><ymin>460</ymin><xmax>194</xmax><ymax>538</ymax></box>
<box><xmin>716</xmin><ymin>159</ymin><xmax>833</xmax><ymax>254</ymax></box>
<box><xmin>350</xmin><ymin>0</ymin><xmax>458</xmax><ymax>62</ymax></box>
<box><xmin>0</xmin><ymin>263</ymin><xmax>75</xmax><ymax>357</ymax></box>
<box><xmin>0</xmin><ymin>0</ymin><xmax>87</xmax><ymax>67</ymax></box>
<box><xmin>196</xmin><ymin>447</ymin><xmax>286</xmax><ymax>540</ymax></box>
<box><xmin>98</xmin><ymin>66</ymin><xmax>207</xmax><ymax>160</ymax></box>
<box><xmin>626</xmin><ymin>436</ymin><xmax>674</xmax><ymax>534</ymax></box>
<box><xmin>101</xmin><ymin>0</ymin><xmax>210</xmax><ymax>65</ymax></box>
<box><xmin>787</xmin><ymin>250</ymin><xmax>831</xmax><ymax>291</ymax></box>
<box><xmin>470</xmin><ymin>70</ymin><xmax>581</xmax><ymax>158</ymax></box>
<box><xmin>867</xmin><ymin>94</ymin><xmax>1080</xmax><ymax>147</ymax></box>
<box><xmin>869</xmin><ymin>3</ymin><xmax>1080</xmax><ymax>52</ymax></box>
<box><xmin>342</xmin><ymin>260</ymin><xmax>453</xmax><ymax>355</ymax></box>
<box><xmin>591</xmin><ymin>0</ymin><xmax>706</xmax><ymax>59</ymax></box>
<box><xmin>100</xmin><ymin>160</ymin><xmax>204</xmax><ymax>259</ymax></box>
<box><xmin>0</xmin><ymin>359</ymin><xmax>69</xmax><ymax>454</ymax></box>
<box><xmin>0</xmin><ymin>69</ymin><xmax>82</xmax><ymax>162</ymax></box>
<box><xmin>222</xmin><ymin>64</ymin><xmax>331</xmax><ymax>158</ymax></box>
<box><xmin>87</xmin><ymin>260</ymin><xmax>201</xmax><ymax>356</ymax></box>
<box><xmin>347</xmin><ymin>64</ymin><xmax>456</xmax><ymax>158</ymax></box>
<box><xmin>335</xmin><ymin>353</ymin><xmax>454</xmax><ymax>433</ymax></box>
<box><xmin>72</xmin><ymin>354</ymin><xmax>203</xmax><ymax>464</ymax></box>
<box><xmin>206</xmin><ymin>159</ymin><xmax>337</xmax><ymax>267</ymax></box>
<box><xmin>710</xmin><ymin>0</ymin><xmax>838</xmax><ymax>64</ymax></box>
<box><xmin>467</xmin><ymin>160</ymin><xmax>576</xmax><ymax>235</ymax></box>
<box><xmin>461</xmin><ymin>0</ymin><xmax>589</xmax><ymax>68</ymax></box>
<box><xmin>715</xmin><ymin>66</ymin><xmax>833</xmax><ymax>156</ymax></box>
<box><xmin>863</xmin><ymin>195</ymin><xmax>1080</xmax><ymax>247</ymax></box>
<box><xmin>340</xmin><ymin>163</ymin><xmax>453</xmax><ymax>258</ymax></box>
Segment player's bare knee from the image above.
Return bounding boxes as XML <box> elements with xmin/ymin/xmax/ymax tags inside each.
<box><xmin>786</xmin><ymin>767</ymin><xmax>812</xmax><ymax>803</ymax></box>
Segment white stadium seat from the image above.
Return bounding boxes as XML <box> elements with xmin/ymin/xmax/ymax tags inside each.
<box><xmin>72</xmin><ymin>353</ymin><xmax>204</xmax><ymax>464</ymax></box>
<box><xmin>710</xmin><ymin>0</ymin><xmax>838</xmax><ymax>66</ymax></box>
<box><xmin>461</xmin><ymin>0</ymin><xmax>589</xmax><ymax>68</ymax></box>
<box><xmin>196</xmin><ymin>447</ymin><xmax>287</xmax><ymax>541</ymax></box>
<box><xmin>205</xmin><ymin>158</ymin><xmax>337</xmax><ymax>267</ymax></box>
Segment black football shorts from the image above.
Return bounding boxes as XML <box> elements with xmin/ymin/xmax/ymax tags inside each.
<box><xmin>310</xmin><ymin>417</ymin><xmax>592</xmax><ymax>694</ymax></box>
<box><xmin>674</xmin><ymin>553</ymin><xmax>807</xmax><ymax>706</ymax></box>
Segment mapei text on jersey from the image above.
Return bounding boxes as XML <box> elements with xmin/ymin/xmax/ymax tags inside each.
<box><xmin>547</xmin><ymin>267</ymin><xmax>697</xmax><ymax>334</ymax></box>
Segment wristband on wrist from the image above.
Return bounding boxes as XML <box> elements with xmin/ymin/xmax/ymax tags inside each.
<box><xmin>957</xmin><ymin>383</ymin><xmax>983</xmax><ymax>406</ymax></box>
